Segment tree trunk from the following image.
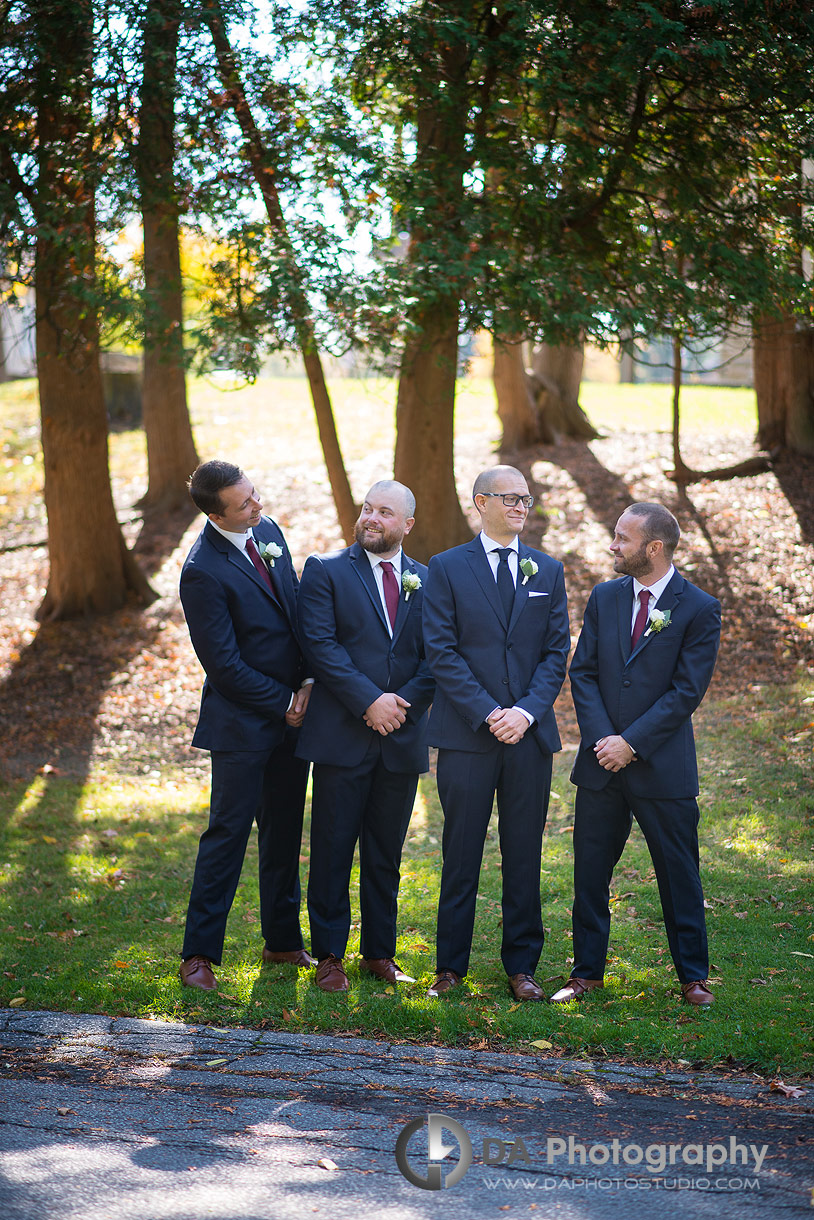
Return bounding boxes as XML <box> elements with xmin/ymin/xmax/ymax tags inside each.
<box><xmin>394</xmin><ymin>303</ymin><xmax>470</xmax><ymax>562</ymax></box>
<box><xmin>34</xmin><ymin>0</ymin><xmax>155</xmax><ymax>621</ymax></box>
<box><xmin>754</xmin><ymin>314</ymin><xmax>814</xmax><ymax>456</ymax></box>
<box><xmin>203</xmin><ymin>0</ymin><xmax>358</xmax><ymax>543</ymax></box>
<box><xmin>528</xmin><ymin>341</ymin><xmax>598</xmax><ymax>440</ymax></box>
<box><xmin>493</xmin><ymin>338</ymin><xmax>542</xmax><ymax>450</ymax></box>
<box><xmin>138</xmin><ymin>0</ymin><xmax>199</xmax><ymax>512</ymax></box>
<box><xmin>391</xmin><ymin>26</ymin><xmax>471</xmax><ymax>560</ymax></box>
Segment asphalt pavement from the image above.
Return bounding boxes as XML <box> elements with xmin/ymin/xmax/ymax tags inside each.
<box><xmin>0</xmin><ymin>1008</ymin><xmax>811</xmax><ymax>1219</ymax></box>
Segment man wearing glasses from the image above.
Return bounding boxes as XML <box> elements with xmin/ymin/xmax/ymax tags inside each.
<box><xmin>422</xmin><ymin>465</ymin><xmax>569</xmax><ymax>1001</ymax></box>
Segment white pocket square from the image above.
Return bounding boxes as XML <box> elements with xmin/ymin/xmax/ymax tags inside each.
<box><xmin>528</xmin><ymin>591</ymin><xmax>549</xmax><ymax>598</ymax></box>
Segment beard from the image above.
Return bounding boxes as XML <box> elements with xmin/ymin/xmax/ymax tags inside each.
<box><xmin>355</xmin><ymin>520</ymin><xmax>401</xmax><ymax>554</ymax></box>
<box><xmin>613</xmin><ymin>543</ymin><xmax>652</xmax><ymax>579</ymax></box>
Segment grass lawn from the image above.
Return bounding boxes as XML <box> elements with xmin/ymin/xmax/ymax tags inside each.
<box><xmin>1</xmin><ymin>675</ymin><xmax>811</xmax><ymax>1076</ymax></box>
<box><xmin>1</xmin><ymin>373</ymin><xmax>811</xmax><ymax>1076</ymax></box>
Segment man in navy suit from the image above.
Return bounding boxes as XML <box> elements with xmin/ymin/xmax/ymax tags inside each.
<box><xmin>178</xmin><ymin>460</ymin><xmax>314</xmax><ymax>991</ymax></box>
<box><xmin>296</xmin><ymin>480</ymin><xmax>434</xmax><ymax>993</ymax></box>
<box><xmin>552</xmin><ymin>502</ymin><xmax>721</xmax><ymax>1007</ymax></box>
<box><xmin>422</xmin><ymin>465</ymin><xmax>570</xmax><ymax>1001</ymax></box>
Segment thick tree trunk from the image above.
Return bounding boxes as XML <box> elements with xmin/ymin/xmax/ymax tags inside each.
<box><xmin>138</xmin><ymin>0</ymin><xmax>199</xmax><ymax>512</ymax></box>
<box><xmin>529</xmin><ymin>341</ymin><xmax>598</xmax><ymax>440</ymax></box>
<box><xmin>493</xmin><ymin>338</ymin><xmax>543</xmax><ymax>450</ymax></box>
<box><xmin>754</xmin><ymin>314</ymin><xmax>814</xmax><ymax>456</ymax></box>
<box><xmin>394</xmin><ymin>304</ymin><xmax>470</xmax><ymax>562</ymax></box>
<box><xmin>392</xmin><ymin>27</ymin><xmax>470</xmax><ymax>560</ymax></box>
<box><xmin>203</xmin><ymin>0</ymin><xmax>357</xmax><ymax>543</ymax></box>
<box><xmin>34</xmin><ymin>0</ymin><xmax>154</xmax><ymax>621</ymax></box>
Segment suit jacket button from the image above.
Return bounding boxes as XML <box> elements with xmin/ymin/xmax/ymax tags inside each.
<box><xmin>623</xmin><ymin>680</ymin><xmax>631</xmax><ymax>687</ymax></box>
<box><xmin>502</xmin><ymin>678</ymin><xmax>509</xmax><ymax>685</ymax></box>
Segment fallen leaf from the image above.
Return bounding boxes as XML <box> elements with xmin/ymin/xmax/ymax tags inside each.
<box><xmin>205</xmin><ymin>1058</ymin><xmax>229</xmax><ymax>1066</ymax></box>
<box><xmin>318</xmin><ymin>1158</ymin><xmax>338</xmax><ymax>1171</ymax></box>
<box><xmin>530</xmin><ymin>1039</ymin><xmax>554</xmax><ymax>1050</ymax></box>
<box><xmin>770</xmin><ymin>1079</ymin><xmax>805</xmax><ymax>1099</ymax></box>
<box><xmin>9</xmin><ymin>997</ymin><xmax>25</xmax><ymax>1007</ymax></box>
<box><xmin>56</xmin><ymin>1107</ymin><xmax>75</xmax><ymax>1116</ymax></box>
<box><xmin>41</xmin><ymin>835</ymin><xmax>57</xmax><ymax>844</ymax></box>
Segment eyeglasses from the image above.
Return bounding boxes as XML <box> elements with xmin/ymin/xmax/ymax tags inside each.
<box><xmin>478</xmin><ymin>493</ymin><xmax>534</xmax><ymax>509</ymax></box>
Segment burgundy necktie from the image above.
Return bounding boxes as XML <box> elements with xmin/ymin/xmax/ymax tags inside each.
<box><xmin>245</xmin><ymin>535</ymin><xmax>278</xmax><ymax>601</ymax></box>
<box><xmin>380</xmin><ymin>561</ymin><xmax>400</xmax><ymax>631</ymax></box>
<box><xmin>631</xmin><ymin>589</ymin><xmax>651</xmax><ymax>649</ymax></box>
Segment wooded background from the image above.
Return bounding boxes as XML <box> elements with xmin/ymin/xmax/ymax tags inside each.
<box><xmin>2</xmin><ymin>0</ymin><xmax>813</xmax><ymax>618</ymax></box>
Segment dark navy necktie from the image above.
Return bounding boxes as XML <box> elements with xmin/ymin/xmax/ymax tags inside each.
<box><xmin>495</xmin><ymin>548</ymin><xmax>515</xmax><ymax>621</ymax></box>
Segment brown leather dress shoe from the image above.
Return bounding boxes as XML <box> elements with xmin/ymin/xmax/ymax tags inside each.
<box><xmin>179</xmin><ymin>955</ymin><xmax>217</xmax><ymax>991</ymax></box>
<box><xmin>508</xmin><ymin>973</ymin><xmax>544</xmax><ymax>1001</ymax></box>
<box><xmin>315</xmin><ymin>955</ymin><xmax>349</xmax><ymax>992</ymax></box>
<box><xmin>549</xmin><ymin>977</ymin><xmax>604</xmax><ymax>1004</ymax></box>
<box><xmin>360</xmin><ymin>957</ymin><xmax>416</xmax><ymax>984</ymax></box>
<box><xmin>262</xmin><ymin>948</ymin><xmax>316</xmax><ymax>967</ymax></box>
<box><xmin>681</xmin><ymin>980</ymin><xmax>714</xmax><ymax>1006</ymax></box>
<box><xmin>426</xmin><ymin>969</ymin><xmax>462</xmax><ymax>998</ymax></box>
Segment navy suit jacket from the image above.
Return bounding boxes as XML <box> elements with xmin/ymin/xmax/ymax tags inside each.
<box><xmin>295</xmin><ymin>542</ymin><xmax>434</xmax><ymax>773</ymax></box>
<box><xmin>423</xmin><ymin>537</ymin><xmax>569</xmax><ymax>755</ymax></box>
<box><xmin>179</xmin><ymin>517</ymin><xmax>304</xmax><ymax>753</ymax></box>
<box><xmin>569</xmin><ymin>570</ymin><xmax>721</xmax><ymax>798</ymax></box>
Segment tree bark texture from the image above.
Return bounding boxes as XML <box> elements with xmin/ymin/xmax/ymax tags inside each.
<box><xmin>35</xmin><ymin>0</ymin><xmax>154</xmax><ymax>620</ymax></box>
<box><xmin>754</xmin><ymin>314</ymin><xmax>814</xmax><ymax>456</ymax></box>
<box><xmin>392</xmin><ymin>25</ymin><xmax>471</xmax><ymax>560</ymax></box>
<box><xmin>493</xmin><ymin>339</ymin><xmax>543</xmax><ymax>449</ymax></box>
<box><xmin>203</xmin><ymin>0</ymin><xmax>358</xmax><ymax>543</ymax></box>
<box><xmin>394</xmin><ymin>303</ymin><xmax>470</xmax><ymax>562</ymax></box>
<box><xmin>138</xmin><ymin>0</ymin><xmax>199</xmax><ymax>512</ymax></box>
<box><xmin>529</xmin><ymin>342</ymin><xmax>598</xmax><ymax>441</ymax></box>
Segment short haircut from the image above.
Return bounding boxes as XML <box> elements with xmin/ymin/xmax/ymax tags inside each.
<box><xmin>365</xmin><ymin>479</ymin><xmax>416</xmax><ymax>518</ymax></box>
<box><xmin>472</xmin><ymin>465</ymin><xmax>526</xmax><ymax>500</ymax></box>
<box><xmin>188</xmin><ymin>460</ymin><xmax>244</xmax><ymax>516</ymax></box>
<box><xmin>625</xmin><ymin>502</ymin><xmax>681</xmax><ymax>559</ymax></box>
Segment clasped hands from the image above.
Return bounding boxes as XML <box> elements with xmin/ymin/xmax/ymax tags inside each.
<box><xmin>593</xmin><ymin>734</ymin><xmax>636</xmax><ymax>771</ymax></box>
<box><xmin>487</xmin><ymin>707</ymin><xmax>529</xmax><ymax>745</ymax></box>
<box><xmin>364</xmin><ymin>693</ymin><xmax>411</xmax><ymax>735</ymax></box>
<box><xmin>285</xmin><ymin>683</ymin><xmax>313</xmax><ymax>728</ymax></box>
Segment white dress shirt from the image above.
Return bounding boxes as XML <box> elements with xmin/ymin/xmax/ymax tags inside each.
<box><xmin>480</xmin><ymin>531</ymin><xmax>519</xmax><ymax>583</ymax></box>
<box><xmin>364</xmin><ymin>547</ymin><xmax>403</xmax><ymax>638</ymax></box>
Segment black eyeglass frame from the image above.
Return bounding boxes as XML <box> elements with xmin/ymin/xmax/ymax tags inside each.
<box><xmin>477</xmin><ymin>492</ymin><xmax>535</xmax><ymax>509</ymax></box>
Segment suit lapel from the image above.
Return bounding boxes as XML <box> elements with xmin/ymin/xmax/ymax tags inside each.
<box><xmin>465</xmin><ymin>537</ymin><xmax>508</xmax><ymax>628</ymax></box>
<box><xmin>507</xmin><ymin>543</ymin><xmax>531</xmax><ymax>634</ymax></box>
<box><xmin>349</xmin><ymin>542</ymin><xmax>390</xmax><ymax>633</ymax></box>
<box><xmin>618</xmin><ymin>576</ymin><xmax>634</xmax><ymax>664</ymax></box>
<box><xmin>251</xmin><ymin>521</ymin><xmax>295</xmax><ymax>625</ymax></box>
<box><xmin>627</xmin><ymin>570</ymin><xmax>684</xmax><ymax>661</ymax></box>
<box><xmin>391</xmin><ymin>554</ymin><xmax>418</xmax><ymax>646</ymax></box>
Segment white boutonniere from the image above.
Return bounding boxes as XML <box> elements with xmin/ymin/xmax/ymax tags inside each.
<box><xmin>401</xmin><ymin>571</ymin><xmax>422</xmax><ymax>601</ymax></box>
<box><xmin>519</xmin><ymin>557</ymin><xmax>538</xmax><ymax>586</ymax></box>
<box><xmin>644</xmin><ymin>607</ymin><xmax>671</xmax><ymax>637</ymax></box>
<box><xmin>258</xmin><ymin>540</ymin><xmax>283</xmax><ymax>568</ymax></box>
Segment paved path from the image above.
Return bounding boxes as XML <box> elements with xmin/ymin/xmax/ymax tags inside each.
<box><xmin>0</xmin><ymin>1010</ymin><xmax>811</xmax><ymax>1218</ymax></box>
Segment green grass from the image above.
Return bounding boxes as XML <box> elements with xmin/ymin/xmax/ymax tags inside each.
<box><xmin>1</xmin><ymin>675</ymin><xmax>811</xmax><ymax>1075</ymax></box>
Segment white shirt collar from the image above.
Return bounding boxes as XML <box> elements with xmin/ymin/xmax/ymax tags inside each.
<box><xmin>633</xmin><ymin>564</ymin><xmax>675</xmax><ymax>605</ymax></box>
<box><xmin>209</xmin><ymin>518</ymin><xmax>255</xmax><ymax>549</ymax></box>
<box><xmin>365</xmin><ymin>546</ymin><xmax>403</xmax><ymax>572</ymax></box>
<box><xmin>480</xmin><ymin>531</ymin><xmax>519</xmax><ymax>554</ymax></box>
